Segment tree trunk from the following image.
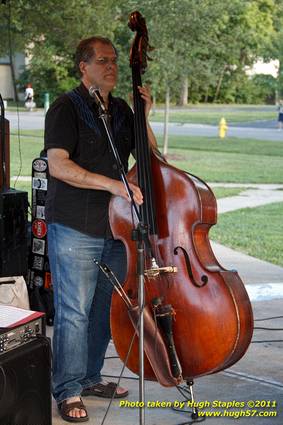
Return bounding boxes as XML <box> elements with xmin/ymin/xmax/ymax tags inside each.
<box><xmin>177</xmin><ymin>76</ymin><xmax>188</xmax><ymax>106</ymax></box>
<box><xmin>8</xmin><ymin>54</ymin><xmax>18</xmax><ymax>102</ymax></box>
<box><xmin>7</xmin><ymin>2</ymin><xmax>18</xmax><ymax>101</ymax></box>
<box><xmin>278</xmin><ymin>59</ymin><xmax>283</xmax><ymax>99</ymax></box>
<box><xmin>213</xmin><ymin>65</ymin><xmax>226</xmax><ymax>103</ymax></box>
<box><xmin>204</xmin><ymin>87</ymin><xmax>209</xmax><ymax>103</ymax></box>
<box><xmin>152</xmin><ymin>93</ymin><xmax>156</xmax><ymax>115</ymax></box>
<box><xmin>163</xmin><ymin>87</ymin><xmax>170</xmax><ymax>156</ymax></box>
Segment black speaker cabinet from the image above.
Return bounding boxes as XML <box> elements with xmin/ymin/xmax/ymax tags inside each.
<box><xmin>0</xmin><ymin>338</ymin><xmax>52</xmax><ymax>425</ymax></box>
<box><xmin>0</xmin><ymin>189</ymin><xmax>28</xmax><ymax>277</ymax></box>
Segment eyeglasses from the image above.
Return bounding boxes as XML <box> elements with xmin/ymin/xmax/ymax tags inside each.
<box><xmin>94</xmin><ymin>57</ymin><xmax>118</xmax><ymax>65</ymax></box>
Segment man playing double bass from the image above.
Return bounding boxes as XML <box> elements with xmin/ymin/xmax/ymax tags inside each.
<box><xmin>44</xmin><ymin>36</ymin><xmax>157</xmax><ymax>422</ymax></box>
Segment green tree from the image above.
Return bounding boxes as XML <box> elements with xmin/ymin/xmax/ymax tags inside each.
<box><xmin>267</xmin><ymin>0</ymin><xmax>283</xmax><ymax>99</ymax></box>
<box><xmin>211</xmin><ymin>0</ymin><xmax>276</xmax><ymax>103</ymax></box>
<box><xmin>0</xmin><ymin>0</ymin><xmax>121</xmax><ymax>103</ymax></box>
<box><xmin>0</xmin><ymin>0</ymin><xmax>279</xmax><ymax>106</ymax></box>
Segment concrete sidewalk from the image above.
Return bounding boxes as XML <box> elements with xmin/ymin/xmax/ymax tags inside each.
<box><xmin>50</xmin><ymin>243</ymin><xmax>283</xmax><ymax>425</ymax></box>
<box><xmin>51</xmin><ymin>300</ymin><xmax>283</xmax><ymax>425</ymax></box>
<box><xmin>212</xmin><ymin>242</ymin><xmax>283</xmax><ymax>286</ymax></box>
<box><xmin>213</xmin><ymin>184</ymin><xmax>283</xmax><ymax>214</ymax></box>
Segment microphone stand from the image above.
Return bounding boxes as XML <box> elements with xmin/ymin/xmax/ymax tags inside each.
<box><xmin>90</xmin><ymin>88</ymin><xmax>147</xmax><ymax>425</ymax></box>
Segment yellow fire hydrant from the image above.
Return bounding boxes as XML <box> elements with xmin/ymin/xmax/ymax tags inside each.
<box><xmin>218</xmin><ymin>117</ymin><xmax>228</xmax><ymax>139</ymax></box>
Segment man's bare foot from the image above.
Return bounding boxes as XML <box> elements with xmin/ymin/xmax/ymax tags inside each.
<box><xmin>66</xmin><ymin>396</ymin><xmax>87</xmax><ymax>419</ymax></box>
<box><xmin>58</xmin><ymin>397</ymin><xmax>89</xmax><ymax>422</ymax></box>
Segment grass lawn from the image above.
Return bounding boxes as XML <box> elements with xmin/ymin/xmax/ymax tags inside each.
<box><xmin>10</xmin><ymin>129</ymin><xmax>44</xmax><ymax>137</ymax></box>
<box><xmin>166</xmin><ymin>149</ymin><xmax>283</xmax><ymax>183</ymax></box>
<box><xmin>9</xmin><ymin>132</ymin><xmax>283</xmax><ymax>266</ymax></box>
<box><xmin>158</xmin><ymin>135</ymin><xmax>283</xmax><ymax>156</ymax></box>
<box><xmin>156</xmin><ymin>135</ymin><xmax>283</xmax><ymax>183</ymax></box>
<box><xmin>210</xmin><ymin>187</ymin><xmax>243</xmax><ymax>199</ymax></box>
<box><xmin>10</xmin><ymin>135</ymin><xmax>44</xmax><ymax>177</ymax></box>
<box><xmin>150</xmin><ymin>108</ymin><xmax>276</xmax><ymax>125</ymax></box>
<box><xmin>210</xmin><ymin>202</ymin><xmax>283</xmax><ymax>267</ymax></box>
<box><xmin>11</xmin><ymin>132</ymin><xmax>282</xmax><ymax>187</ymax></box>
<box><xmin>11</xmin><ymin>135</ymin><xmax>44</xmax><ymax>218</ymax></box>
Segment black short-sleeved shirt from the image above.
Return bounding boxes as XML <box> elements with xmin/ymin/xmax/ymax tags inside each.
<box><xmin>44</xmin><ymin>83</ymin><xmax>135</xmax><ymax>237</ymax></box>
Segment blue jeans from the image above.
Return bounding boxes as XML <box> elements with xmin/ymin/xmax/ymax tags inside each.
<box><xmin>47</xmin><ymin>223</ymin><xmax>126</xmax><ymax>403</ymax></box>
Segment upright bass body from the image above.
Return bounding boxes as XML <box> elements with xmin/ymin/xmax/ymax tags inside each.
<box><xmin>109</xmin><ymin>10</ymin><xmax>253</xmax><ymax>384</ymax></box>
<box><xmin>110</xmin><ymin>151</ymin><xmax>253</xmax><ymax>382</ymax></box>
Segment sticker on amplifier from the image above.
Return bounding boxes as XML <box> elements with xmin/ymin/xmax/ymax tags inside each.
<box><xmin>33</xmin><ymin>159</ymin><xmax>47</xmax><ymax>172</ymax></box>
<box><xmin>32</xmin><ymin>219</ymin><xmax>47</xmax><ymax>238</ymax></box>
<box><xmin>44</xmin><ymin>272</ymin><xmax>52</xmax><ymax>289</ymax></box>
<box><xmin>32</xmin><ymin>238</ymin><xmax>45</xmax><ymax>255</ymax></box>
<box><xmin>36</xmin><ymin>190</ymin><xmax>47</xmax><ymax>202</ymax></box>
<box><xmin>32</xmin><ymin>255</ymin><xmax>44</xmax><ymax>271</ymax></box>
<box><xmin>36</xmin><ymin>205</ymin><xmax>45</xmax><ymax>219</ymax></box>
<box><xmin>32</xmin><ymin>177</ymin><xmax>48</xmax><ymax>191</ymax></box>
<box><xmin>34</xmin><ymin>275</ymin><xmax>44</xmax><ymax>287</ymax></box>
<box><xmin>34</xmin><ymin>171</ymin><xmax>47</xmax><ymax>179</ymax></box>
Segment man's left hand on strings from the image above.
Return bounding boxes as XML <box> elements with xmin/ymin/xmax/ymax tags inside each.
<box><xmin>138</xmin><ymin>85</ymin><xmax>153</xmax><ymax>119</ymax></box>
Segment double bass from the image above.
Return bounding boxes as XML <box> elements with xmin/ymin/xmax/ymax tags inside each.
<box><xmin>109</xmin><ymin>11</ymin><xmax>253</xmax><ymax>384</ymax></box>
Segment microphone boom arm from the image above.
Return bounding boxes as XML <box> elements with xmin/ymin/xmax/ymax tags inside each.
<box><xmin>89</xmin><ymin>86</ymin><xmax>141</xmax><ymax>223</ymax></box>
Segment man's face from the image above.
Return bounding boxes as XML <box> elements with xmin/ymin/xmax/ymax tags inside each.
<box><xmin>80</xmin><ymin>42</ymin><xmax>118</xmax><ymax>93</ymax></box>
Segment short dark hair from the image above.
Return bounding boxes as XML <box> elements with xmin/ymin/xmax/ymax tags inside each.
<box><xmin>75</xmin><ymin>36</ymin><xmax>118</xmax><ymax>77</ymax></box>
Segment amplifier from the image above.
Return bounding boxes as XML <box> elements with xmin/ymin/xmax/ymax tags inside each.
<box><xmin>0</xmin><ymin>337</ymin><xmax>52</xmax><ymax>425</ymax></box>
<box><xmin>0</xmin><ymin>305</ymin><xmax>45</xmax><ymax>354</ymax></box>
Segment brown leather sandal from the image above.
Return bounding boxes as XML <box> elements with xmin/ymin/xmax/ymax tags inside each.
<box><xmin>81</xmin><ymin>381</ymin><xmax>128</xmax><ymax>398</ymax></box>
<box><xmin>58</xmin><ymin>398</ymin><xmax>89</xmax><ymax>423</ymax></box>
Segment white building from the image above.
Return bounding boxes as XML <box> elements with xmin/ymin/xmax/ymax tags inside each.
<box><xmin>245</xmin><ymin>59</ymin><xmax>279</xmax><ymax>78</ymax></box>
<box><xmin>0</xmin><ymin>53</ymin><xmax>27</xmax><ymax>100</ymax></box>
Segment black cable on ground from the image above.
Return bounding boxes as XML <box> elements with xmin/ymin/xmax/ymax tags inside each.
<box><xmin>254</xmin><ymin>315</ymin><xmax>283</xmax><ymax>321</ymax></box>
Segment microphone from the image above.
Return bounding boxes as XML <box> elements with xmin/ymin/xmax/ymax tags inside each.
<box><xmin>89</xmin><ymin>86</ymin><xmax>106</xmax><ymax>112</ymax></box>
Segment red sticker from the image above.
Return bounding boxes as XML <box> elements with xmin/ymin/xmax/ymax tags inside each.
<box><xmin>32</xmin><ymin>219</ymin><xmax>47</xmax><ymax>238</ymax></box>
<box><xmin>44</xmin><ymin>272</ymin><xmax>52</xmax><ymax>289</ymax></box>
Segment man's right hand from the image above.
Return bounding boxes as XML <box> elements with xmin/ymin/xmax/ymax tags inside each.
<box><xmin>47</xmin><ymin>149</ymin><xmax>143</xmax><ymax>205</ymax></box>
<box><xmin>110</xmin><ymin>180</ymin><xmax>143</xmax><ymax>205</ymax></box>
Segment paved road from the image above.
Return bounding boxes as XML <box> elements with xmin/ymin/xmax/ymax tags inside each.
<box><xmin>6</xmin><ymin>110</ymin><xmax>283</xmax><ymax>141</ymax></box>
<box><xmin>151</xmin><ymin>121</ymin><xmax>283</xmax><ymax>141</ymax></box>
<box><xmin>6</xmin><ymin>110</ymin><xmax>45</xmax><ymax>130</ymax></box>
<box><xmin>230</xmin><ymin>119</ymin><xmax>278</xmax><ymax>128</ymax></box>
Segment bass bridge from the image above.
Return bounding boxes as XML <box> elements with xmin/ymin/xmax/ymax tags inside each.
<box><xmin>145</xmin><ymin>259</ymin><xmax>178</xmax><ymax>278</ymax></box>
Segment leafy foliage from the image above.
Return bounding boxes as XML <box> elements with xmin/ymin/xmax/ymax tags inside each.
<box><xmin>0</xmin><ymin>0</ymin><xmax>281</xmax><ymax>104</ymax></box>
